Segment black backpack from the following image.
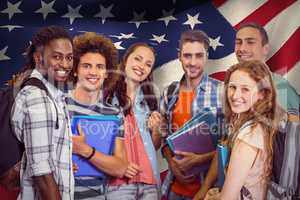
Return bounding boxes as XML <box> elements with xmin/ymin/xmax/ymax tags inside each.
<box><xmin>267</xmin><ymin>120</ymin><xmax>300</xmax><ymax>200</ymax></box>
<box><xmin>0</xmin><ymin>78</ymin><xmax>48</xmax><ymax>177</ymax></box>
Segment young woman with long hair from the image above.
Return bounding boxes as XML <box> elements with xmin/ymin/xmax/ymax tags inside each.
<box><xmin>106</xmin><ymin>43</ymin><xmax>163</xmax><ymax>200</ymax></box>
<box><xmin>205</xmin><ymin>60</ymin><xmax>279</xmax><ymax>200</ymax></box>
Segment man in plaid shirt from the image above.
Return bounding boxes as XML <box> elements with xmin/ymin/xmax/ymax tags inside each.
<box><xmin>11</xmin><ymin>26</ymin><xmax>74</xmax><ymax>200</ymax></box>
<box><xmin>160</xmin><ymin>30</ymin><xmax>223</xmax><ymax>200</ymax></box>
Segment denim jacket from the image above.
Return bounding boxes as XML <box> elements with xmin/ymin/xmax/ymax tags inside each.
<box><xmin>132</xmin><ymin>88</ymin><xmax>161</xmax><ymax>188</ymax></box>
<box><xmin>112</xmin><ymin>88</ymin><xmax>161</xmax><ymax>189</ymax></box>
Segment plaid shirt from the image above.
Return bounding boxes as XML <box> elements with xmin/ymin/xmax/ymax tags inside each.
<box><xmin>11</xmin><ymin>69</ymin><xmax>74</xmax><ymax>200</ymax></box>
<box><xmin>159</xmin><ymin>73</ymin><xmax>224</xmax><ymax>196</ymax></box>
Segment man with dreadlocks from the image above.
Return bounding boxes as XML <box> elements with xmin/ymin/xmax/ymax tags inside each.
<box><xmin>11</xmin><ymin>26</ymin><xmax>74</xmax><ymax>200</ymax></box>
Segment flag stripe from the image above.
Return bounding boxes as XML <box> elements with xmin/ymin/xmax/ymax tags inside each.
<box><xmin>265</xmin><ymin>0</ymin><xmax>300</xmax><ymax>60</ymax></box>
<box><xmin>212</xmin><ymin>0</ymin><xmax>227</xmax><ymax>8</ymax></box>
<box><xmin>267</xmin><ymin>27</ymin><xmax>300</xmax><ymax>75</ymax></box>
<box><xmin>234</xmin><ymin>0</ymin><xmax>296</xmax><ymax>28</ymax></box>
<box><xmin>217</xmin><ymin>0</ymin><xmax>266</xmax><ymax>26</ymax></box>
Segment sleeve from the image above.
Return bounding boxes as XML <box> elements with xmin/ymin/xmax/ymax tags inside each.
<box><xmin>21</xmin><ymin>87</ymin><xmax>56</xmax><ymax>177</ymax></box>
<box><xmin>286</xmin><ymin>84</ymin><xmax>300</xmax><ymax>116</ymax></box>
<box><xmin>273</xmin><ymin>74</ymin><xmax>300</xmax><ymax>115</ymax></box>
<box><xmin>236</xmin><ymin>124</ymin><xmax>264</xmax><ymax>150</ymax></box>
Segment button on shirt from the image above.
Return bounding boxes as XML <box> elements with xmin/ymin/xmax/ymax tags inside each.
<box><xmin>11</xmin><ymin>69</ymin><xmax>74</xmax><ymax>200</ymax></box>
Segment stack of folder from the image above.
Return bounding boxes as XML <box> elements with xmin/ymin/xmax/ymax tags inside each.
<box><xmin>71</xmin><ymin>115</ymin><xmax>120</xmax><ymax>177</ymax></box>
<box><xmin>166</xmin><ymin>108</ymin><xmax>220</xmax><ymax>175</ymax></box>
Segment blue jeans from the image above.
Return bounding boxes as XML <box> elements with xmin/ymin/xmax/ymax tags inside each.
<box><xmin>168</xmin><ymin>191</ymin><xmax>193</xmax><ymax>200</ymax></box>
<box><xmin>106</xmin><ymin>183</ymin><xmax>159</xmax><ymax>200</ymax></box>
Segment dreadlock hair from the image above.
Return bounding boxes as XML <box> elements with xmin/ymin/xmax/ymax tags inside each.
<box><xmin>22</xmin><ymin>26</ymin><xmax>72</xmax><ymax>72</ymax></box>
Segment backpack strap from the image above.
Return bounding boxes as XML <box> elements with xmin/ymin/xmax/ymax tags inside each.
<box><xmin>21</xmin><ymin>78</ymin><xmax>59</xmax><ymax>129</ymax></box>
<box><xmin>21</xmin><ymin>77</ymin><xmax>48</xmax><ymax>95</ymax></box>
<box><xmin>240</xmin><ymin>186</ymin><xmax>254</xmax><ymax>200</ymax></box>
<box><xmin>166</xmin><ymin>81</ymin><xmax>178</xmax><ymax>105</ymax></box>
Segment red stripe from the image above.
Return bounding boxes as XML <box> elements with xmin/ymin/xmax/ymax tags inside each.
<box><xmin>210</xmin><ymin>71</ymin><xmax>226</xmax><ymax>81</ymax></box>
<box><xmin>234</xmin><ymin>0</ymin><xmax>296</xmax><ymax>29</ymax></box>
<box><xmin>267</xmin><ymin>27</ymin><xmax>300</xmax><ymax>75</ymax></box>
<box><xmin>212</xmin><ymin>0</ymin><xmax>227</xmax><ymax>8</ymax></box>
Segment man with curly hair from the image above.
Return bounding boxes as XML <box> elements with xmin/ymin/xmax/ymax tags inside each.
<box><xmin>66</xmin><ymin>32</ymin><xmax>139</xmax><ymax>200</ymax></box>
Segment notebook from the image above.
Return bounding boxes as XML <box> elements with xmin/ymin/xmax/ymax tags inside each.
<box><xmin>71</xmin><ymin>115</ymin><xmax>120</xmax><ymax>177</ymax></box>
<box><xmin>166</xmin><ymin>109</ymin><xmax>218</xmax><ymax>175</ymax></box>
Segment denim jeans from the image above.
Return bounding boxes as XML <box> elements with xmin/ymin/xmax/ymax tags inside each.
<box><xmin>106</xmin><ymin>183</ymin><xmax>159</xmax><ymax>200</ymax></box>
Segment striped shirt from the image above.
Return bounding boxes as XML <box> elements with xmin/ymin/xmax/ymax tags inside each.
<box><xmin>11</xmin><ymin>69</ymin><xmax>74</xmax><ymax>200</ymax></box>
<box><xmin>66</xmin><ymin>91</ymin><xmax>124</xmax><ymax>199</ymax></box>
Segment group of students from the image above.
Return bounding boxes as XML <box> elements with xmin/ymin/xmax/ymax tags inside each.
<box><xmin>1</xmin><ymin>21</ymin><xmax>299</xmax><ymax>200</ymax></box>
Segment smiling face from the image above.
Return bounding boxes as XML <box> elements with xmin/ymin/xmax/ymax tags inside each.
<box><xmin>179</xmin><ymin>41</ymin><xmax>207</xmax><ymax>82</ymax></box>
<box><xmin>124</xmin><ymin>46</ymin><xmax>155</xmax><ymax>83</ymax></box>
<box><xmin>235</xmin><ymin>27</ymin><xmax>269</xmax><ymax>62</ymax></box>
<box><xmin>35</xmin><ymin>38</ymin><xmax>73</xmax><ymax>83</ymax></box>
<box><xmin>227</xmin><ymin>70</ymin><xmax>263</xmax><ymax>114</ymax></box>
<box><xmin>76</xmin><ymin>52</ymin><xmax>107</xmax><ymax>92</ymax></box>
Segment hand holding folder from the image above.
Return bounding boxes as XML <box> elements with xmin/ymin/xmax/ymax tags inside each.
<box><xmin>71</xmin><ymin>115</ymin><xmax>120</xmax><ymax>177</ymax></box>
<box><xmin>166</xmin><ymin>108</ymin><xmax>219</xmax><ymax>175</ymax></box>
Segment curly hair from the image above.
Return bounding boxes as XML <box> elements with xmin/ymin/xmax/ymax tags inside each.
<box><xmin>109</xmin><ymin>43</ymin><xmax>158</xmax><ymax>116</ymax></box>
<box><xmin>22</xmin><ymin>26</ymin><xmax>72</xmax><ymax>72</ymax></box>
<box><xmin>71</xmin><ymin>32</ymin><xmax>119</xmax><ymax>95</ymax></box>
<box><xmin>224</xmin><ymin>60</ymin><xmax>280</xmax><ymax>179</ymax></box>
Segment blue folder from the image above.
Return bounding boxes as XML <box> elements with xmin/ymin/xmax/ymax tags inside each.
<box><xmin>71</xmin><ymin>115</ymin><xmax>120</xmax><ymax>177</ymax></box>
<box><xmin>217</xmin><ymin>143</ymin><xmax>229</xmax><ymax>188</ymax></box>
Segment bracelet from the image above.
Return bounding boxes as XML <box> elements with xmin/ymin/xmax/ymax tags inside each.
<box><xmin>85</xmin><ymin>147</ymin><xmax>95</xmax><ymax>160</ymax></box>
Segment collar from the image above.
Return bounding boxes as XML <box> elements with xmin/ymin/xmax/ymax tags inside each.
<box><xmin>179</xmin><ymin>72</ymin><xmax>209</xmax><ymax>92</ymax></box>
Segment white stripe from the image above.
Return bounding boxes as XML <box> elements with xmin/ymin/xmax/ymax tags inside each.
<box><xmin>205</xmin><ymin>52</ymin><xmax>238</xmax><ymax>74</ymax></box>
<box><xmin>153</xmin><ymin>59</ymin><xmax>184</xmax><ymax>93</ymax></box>
<box><xmin>285</xmin><ymin>60</ymin><xmax>300</xmax><ymax>94</ymax></box>
<box><xmin>265</xmin><ymin>1</ymin><xmax>300</xmax><ymax>60</ymax></box>
<box><xmin>217</xmin><ymin>0</ymin><xmax>267</xmax><ymax>26</ymax></box>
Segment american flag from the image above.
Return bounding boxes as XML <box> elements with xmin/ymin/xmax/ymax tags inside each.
<box><xmin>0</xmin><ymin>0</ymin><xmax>299</xmax><ymax>96</ymax></box>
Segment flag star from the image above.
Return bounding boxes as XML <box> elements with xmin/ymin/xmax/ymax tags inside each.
<box><xmin>35</xmin><ymin>0</ymin><xmax>56</xmax><ymax>20</ymax></box>
<box><xmin>94</xmin><ymin>4</ymin><xmax>114</xmax><ymax>24</ymax></box>
<box><xmin>1</xmin><ymin>1</ymin><xmax>23</xmax><ymax>20</ymax></box>
<box><xmin>129</xmin><ymin>11</ymin><xmax>148</xmax><ymax>29</ymax></box>
<box><xmin>209</xmin><ymin>36</ymin><xmax>224</xmax><ymax>51</ymax></box>
<box><xmin>183</xmin><ymin>13</ymin><xmax>202</xmax><ymax>30</ymax></box>
<box><xmin>0</xmin><ymin>46</ymin><xmax>10</xmax><ymax>61</ymax></box>
<box><xmin>110</xmin><ymin>33</ymin><xmax>136</xmax><ymax>40</ymax></box>
<box><xmin>0</xmin><ymin>25</ymin><xmax>23</xmax><ymax>32</ymax></box>
<box><xmin>114</xmin><ymin>41</ymin><xmax>125</xmax><ymax>50</ymax></box>
<box><xmin>62</xmin><ymin>5</ymin><xmax>83</xmax><ymax>25</ymax></box>
<box><xmin>150</xmin><ymin>34</ymin><xmax>168</xmax><ymax>44</ymax></box>
<box><xmin>158</xmin><ymin>9</ymin><xmax>177</xmax><ymax>27</ymax></box>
